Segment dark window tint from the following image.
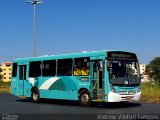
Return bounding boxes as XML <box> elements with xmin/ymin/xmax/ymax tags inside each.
<box><xmin>74</xmin><ymin>57</ymin><xmax>90</xmax><ymax>76</ymax></box>
<box><xmin>29</xmin><ymin>61</ymin><xmax>41</xmax><ymax>77</ymax></box>
<box><xmin>93</xmin><ymin>61</ymin><xmax>98</xmax><ymax>79</ymax></box>
<box><xmin>12</xmin><ymin>63</ymin><xmax>17</xmax><ymax>77</ymax></box>
<box><xmin>19</xmin><ymin>65</ymin><xmax>26</xmax><ymax>80</ymax></box>
<box><xmin>42</xmin><ymin>60</ymin><xmax>56</xmax><ymax>76</ymax></box>
<box><xmin>57</xmin><ymin>59</ymin><xmax>73</xmax><ymax>76</ymax></box>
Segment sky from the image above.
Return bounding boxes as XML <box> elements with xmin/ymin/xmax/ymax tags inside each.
<box><xmin>0</xmin><ymin>0</ymin><xmax>160</xmax><ymax>64</ymax></box>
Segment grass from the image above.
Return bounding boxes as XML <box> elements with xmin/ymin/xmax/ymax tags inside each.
<box><xmin>0</xmin><ymin>81</ymin><xmax>160</xmax><ymax>103</ymax></box>
<box><xmin>141</xmin><ymin>82</ymin><xmax>160</xmax><ymax>103</ymax></box>
<box><xmin>0</xmin><ymin>81</ymin><xmax>10</xmax><ymax>93</ymax></box>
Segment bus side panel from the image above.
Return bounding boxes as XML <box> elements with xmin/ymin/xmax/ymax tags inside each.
<box><xmin>23</xmin><ymin>81</ymin><xmax>32</xmax><ymax>98</ymax></box>
<box><xmin>38</xmin><ymin>76</ymin><xmax>80</xmax><ymax>100</ymax></box>
<box><xmin>11</xmin><ymin>63</ymin><xmax>20</xmax><ymax>96</ymax></box>
<box><xmin>40</xmin><ymin>90</ymin><xmax>78</xmax><ymax>100</ymax></box>
<box><xmin>11</xmin><ymin>77</ymin><xmax>19</xmax><ymax>96</ymax></box>
<box><xmin>28</xmin><ymin>76</ymin><xmax>90</xmax><ymax>100</ymax></box>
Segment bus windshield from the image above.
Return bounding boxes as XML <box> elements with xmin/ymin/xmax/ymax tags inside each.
<box><xmin>108</xmin><ymin>59</ymin><xmax>141</xmax><ymax>86</ymax></box>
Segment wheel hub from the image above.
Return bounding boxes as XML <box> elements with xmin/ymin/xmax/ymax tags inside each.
<box><xmin>33</xmin><ymin>93</ymin><xmax>38</xmax><ymax>100</ymax></box>
<box><xmin>81</xmin><ymin>93</ymin><xmax>89</xmax><ymax>104</ymax></box>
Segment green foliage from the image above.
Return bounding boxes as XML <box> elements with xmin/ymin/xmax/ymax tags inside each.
<box><xmin>0</xmin><ymin>81</ymin><xmax>10</xmax><ymax>88</ymax></box>
<box><xmin>141</xmin><ymin>82</ymin><xmax>160</xmax><ymax>103</ymax></box>
<box><xmin>146</xmin><ymin>57</ymin><xmax>160</xmax><ymax>85</ymax></box>
<box><xmin>0</xmin><ymin>81</ymin><xmax>10</xmax><ymax>93</ymax></box>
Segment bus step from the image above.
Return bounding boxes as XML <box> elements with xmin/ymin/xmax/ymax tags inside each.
<box><xmin>19</xmin><ymin>96</ymin><xmax>26</xmax><ymax>99</ymax></box>
<box><xmin>92</xmin><ymin>99</ymin><xmax>104</xmax><ymax>102</ymax></box>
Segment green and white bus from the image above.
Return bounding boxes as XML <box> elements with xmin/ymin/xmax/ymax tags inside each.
<box><xmin>11</xmin><ymin>50</ymin><xmax>141</xmax><ymax>106</ymax></box>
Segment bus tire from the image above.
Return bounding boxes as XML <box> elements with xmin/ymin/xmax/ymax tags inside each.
<box><xmin>31</xmin><ymin>88</ymin><xmax>40</xmax><ymax>103</ymax></box>
<box><xmin>78</xmin><ymin>90</ymin><xmax>91</xmax><ymax>107</ymax></box>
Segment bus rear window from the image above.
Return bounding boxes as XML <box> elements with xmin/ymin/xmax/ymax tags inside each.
<box><xmin>12</xmin><ymin>63</ymin><xmax>17</xmax><ymax>77</ymax></box>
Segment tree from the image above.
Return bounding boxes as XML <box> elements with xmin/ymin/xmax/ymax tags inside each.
<box><xmin>146</xmin><ymin>57</ymin><xmax>160</xmax><ymax>85</ymax></box>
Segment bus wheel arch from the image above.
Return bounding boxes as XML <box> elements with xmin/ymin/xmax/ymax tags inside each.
<box><xmin>31</xmin><ymin>87</ymin><xmax>40</xmax><ymax>103</ymax></box>
<box><xmin>78</xmin><ymin>88</ymin><xmax>91</xmax><ymax>107</ymax></box>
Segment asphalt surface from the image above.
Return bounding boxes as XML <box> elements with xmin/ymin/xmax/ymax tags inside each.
<box><xmin>0</xmin><ymin>93</ymin><xmax>160</xmax><ymax>120</ymax></box>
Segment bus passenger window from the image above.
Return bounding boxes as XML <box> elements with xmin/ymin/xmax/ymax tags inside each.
<box><xmin>93</xmin><ymin>61</ymin><xmax>98</xmax><ymax>79</ymax></box>
<box><xmin>42</xmin><ymin>60</ymin><xmax>56</xmax><ymax>76</ymax></box>
<box><xmin>29</xmin><ymin>61</ymin><xmax>41</xmax><ymax>77</ymax></box>
<box><xmin>74</xmin><ymin>57</ymin><xmax>90</xmax><ymax>76</ymax></box>
<box><xmin>57</xmin><ymin>59</ymin><xmax>73</xmax><ymax>76</ymax></box>
<box><xmin>12</xmin><ymin>63</ymin><xmax>17</xmax><ymax>77</ymax></box>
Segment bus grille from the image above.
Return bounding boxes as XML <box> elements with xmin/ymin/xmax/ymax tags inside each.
<box><xmin>121</xmin><ymin>96</ymin><xmax>135</xmax><ymax>100</ymax></box>
<box><xmin>119</xmin><ymin>91</ymin><xmax>137</xmax><ymax>95</ymax></box>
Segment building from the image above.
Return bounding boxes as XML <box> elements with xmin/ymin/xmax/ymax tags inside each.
<box><xmin>139</xmin><ymin>64</ymin><xmax>146</xmax><ymax>75</ymax></box>
<box><xmin>131</xmin><ymin>64</ymin><xmax>149</xmax><ymax>82</ymax></box>
<box><xmin>131</xmin><ymin>64</ymin><xmax>146</xmax><ymax>75</ymax></box>
<box><xmin>0</xmin><ymin>62</ymin><xmax>12</xmax><ymax>82</ymax></box>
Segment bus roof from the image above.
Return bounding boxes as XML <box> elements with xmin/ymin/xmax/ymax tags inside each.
<box><xmin>12</xmin><ymin>50</ymin><xmax>136</xmax><ymax>63</ymax></box>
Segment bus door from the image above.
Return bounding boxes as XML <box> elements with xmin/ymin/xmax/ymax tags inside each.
<box><xmin>91</xmin><ymin>60</ymin><xmax>103</xmax><ymax>100</ymax></box>
<box><xmin>19</xmin><ymin>65</ymin><xmax>27</xmax><ymax>96</ymax></box>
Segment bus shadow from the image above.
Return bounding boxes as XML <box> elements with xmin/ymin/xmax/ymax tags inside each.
<box><xmin>17</xmin><ymin>98</ymin><xmax>141</xmax><ymax>108</ymax></box>
<box><xmin>16</xmin><ymin>98</ymin><xmax>80</xmax><ymax>106</ymax></box>
<box><xmin>93</xmin><ymin>102</ymin><xmax>141</xmax><ymax>108</ymax></box>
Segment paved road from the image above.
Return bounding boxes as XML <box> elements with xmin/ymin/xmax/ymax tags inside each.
<box><xmin>0</xmin><ymin>93</ymin><xmax>160</xmax><ymax>120</ymax></box>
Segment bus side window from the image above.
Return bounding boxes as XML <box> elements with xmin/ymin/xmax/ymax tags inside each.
<box><xmin>93</xmin><ymin>61</ymin><xmax>97</xmax><ymax>79</ymax></box>
<box><xmin>12</xmin><ymin>63</ymin><xmax>17</xmax><ymax>77</ymax></box>
<box><xmin>74</xmin><ymin>57</ymin><xmax>90</xmax><ymax>76</ymax></box>
<box><xmin>57</xmin><ymin>59</ymin><xmax>73</xmax><ymax>76</ymax></box>
<box><xmin>29</xmin><ymin>61</ymin><xmax>41</xmax><ymax>77</ymax></box>
<box><xmin>42</xmin><ymin>60</ymin><xmax>56</xmax><ymax>76</ymax></box>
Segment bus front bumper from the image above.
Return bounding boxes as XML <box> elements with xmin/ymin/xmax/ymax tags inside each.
<box><xmin>108</xmin><ymin>91</ymin><xmax>141</xmax><ymax>102</ymax></box>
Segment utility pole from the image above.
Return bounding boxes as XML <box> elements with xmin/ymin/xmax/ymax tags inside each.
<box><xmin>27</xmin><ymin>0</ymin><xmax>43</xmax><ymax>57</ymax></box>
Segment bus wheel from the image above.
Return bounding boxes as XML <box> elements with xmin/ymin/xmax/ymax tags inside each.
<box><xmin>78</xmin><ymin>90</ymin><xmax>91</xmax><ymax>107</ymax></box>
<box><xmin>31</xmin><ymin>88</ymin><xmax>40</xmax><ymax>103</ymax></box>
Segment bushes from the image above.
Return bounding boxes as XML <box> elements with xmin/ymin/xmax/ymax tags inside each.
<box><xmin>146</xmin><ymin>57</ymin><xmax>160</xmax><ymax>85</ymax></box>
<box><xmin>0</xmin><ymin>81</ymin><xmax>10</xmax><ymax>93</ymax></box>
<box><xmin>141</xmin><ymin>82</ymin><xmax>160</xmax><ymax>103</ymax></box>
<box><xmin>0</xmin><ymin>81</ymin><xmax>10</xmax><ymax>87</ymax></box>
